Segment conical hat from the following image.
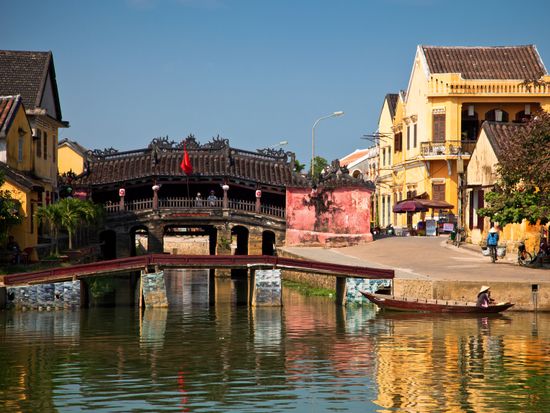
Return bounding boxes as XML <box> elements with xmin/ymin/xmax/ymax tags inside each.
<box><xmin>479</xmin><ymin>285</ymin><xmax>490</xmax><ymax>294</ymax></box>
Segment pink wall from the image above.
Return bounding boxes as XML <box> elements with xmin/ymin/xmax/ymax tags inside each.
<box><xmin>285</xmin><ymin>186</ymin><xmax>373</xmax><ymax>247</ymax></box>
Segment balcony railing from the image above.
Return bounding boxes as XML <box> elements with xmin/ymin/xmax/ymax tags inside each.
<box><xmin>428</xmin><ymin>78</ymin><xmax>550</xmax><ymax>96</ymax></box>
<box><xmin>104</xmin><ymin>197</ymin><xmax>286</xmax><ymax>218</ymax></box>
<box><xmin>420</xmin><ymin>140</ymin><xmax>475</xmax><ymax>158</ymax></box>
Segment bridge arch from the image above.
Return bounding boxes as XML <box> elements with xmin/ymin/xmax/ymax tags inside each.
<box><xmin>231</xmin><ymin>225</ymin><xmax>249</xmax><ymax>255</ymax></box>
<box><xmin>262</xmin><ymin>230</ymin><xmax>276</xmax><ymax>255</ymax></box>
<box><xmin>99</xmin><ymin>230</ymin><xmax>117</xmax><ymax>260</ymax></box>
<box><xmin>130</xmin><ymin>225</ymin><xmax>149</xmax><ymax>256</ymax></box>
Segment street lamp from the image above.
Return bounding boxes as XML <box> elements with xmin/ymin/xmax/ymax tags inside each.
<box><xmin>269</xmin><ymin>140</ymin><xmax>288</xmax><ymax>149</ymax></box>
<box><xmin>311</xmin><ymin>111</ymin><xmax>344</xmax><ymax>176</ymax></box>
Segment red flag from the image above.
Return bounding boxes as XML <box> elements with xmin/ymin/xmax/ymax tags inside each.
<box><xmin>180</xmin><ymin>144</ymin><xmax>193</xmax><ymax>175</ymax></box>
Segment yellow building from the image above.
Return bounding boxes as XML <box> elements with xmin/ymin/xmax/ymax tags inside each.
<box><xmin>58</xmin><ymin>138</ymin><xmax>88</xmax><ymax>175</ymax></box>
<box><xmin>0</xmin><ymin>96</ymin><xmax>43</xmax><ymax>249</ymax></box>
<box><xmin>0</xmin><ymin>50</ymin><xmax>69</xmax><ymax>250</ymax></box>
<box><xmin>378</xmin><ymin>45</ymin><xmax>550</xmax><ymax>231</ymax></box>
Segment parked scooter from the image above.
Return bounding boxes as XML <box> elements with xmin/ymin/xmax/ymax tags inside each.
<box><xmin>386</xmin><ymin>224</ymin><xmax>395</xmax><ymax>236</ymax></box>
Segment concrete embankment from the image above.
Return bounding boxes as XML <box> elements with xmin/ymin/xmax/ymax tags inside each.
<box><xmin>281</xmin><ymin>236</ymin><xmax>550</xmax><ymax>312</ymax></box>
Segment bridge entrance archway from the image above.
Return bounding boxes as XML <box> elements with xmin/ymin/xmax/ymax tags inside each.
<box><xmin>262</xmin><ymin>230</ymin><xmax>276</xmax><ymax>255</ymax></box>
<box><xmin>231</xmin><ymin>225</ymin><xmax>249</xmax><ymax>255</ymax></box>
<box><xmin>163</xmin><ymin>225</ymin><xmax>217</xmax><ymax>255</ymax></box>
<box><xmin>130</xmin><ymin>226</ymin><xmax>149</xmax><ymax>256</ymax></box>
<box><xmin>99</xmin><ymin>230</ymin><xmax>117</xmax><ymax>260</ymax></box>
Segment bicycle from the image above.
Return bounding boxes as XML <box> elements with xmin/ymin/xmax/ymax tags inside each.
<box><xmin>518</xmin><ymin>236</ymin><xmax>549</xmax><ymax>266</ymax></box>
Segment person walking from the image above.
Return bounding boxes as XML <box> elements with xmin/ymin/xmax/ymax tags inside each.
<box><xmin>487</xmin><ymin>226</ymin><xmax>499</xmax><ymax>263</ymax></box>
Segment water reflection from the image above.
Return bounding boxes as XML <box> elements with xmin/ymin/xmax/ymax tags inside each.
<box><xmin>0</xmin><ymin>279</ymin><xmax>548</xmax><ymax>412</ymax></box>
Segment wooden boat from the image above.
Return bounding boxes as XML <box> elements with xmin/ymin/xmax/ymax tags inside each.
<box><xmin>360</xmin><ymin>291</ymin><xmax>514</xmax><ymax>313</ymax></box>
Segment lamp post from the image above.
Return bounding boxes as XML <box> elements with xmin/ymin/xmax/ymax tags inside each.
<box><xmin>311</xmin><ymin>111</ymin><xmax>344</xmax><ymax>177</ymax></box>
<box><xmin>269</xmin><ymin>140</ymin><xmax>288</xmax><ymax>149</ymax></box>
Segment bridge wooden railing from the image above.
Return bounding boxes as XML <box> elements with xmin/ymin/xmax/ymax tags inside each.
<box><xmin>1</xmin><ymin>254</ymin><xmax>394</xmax><ymax>287</ymax></box>
<box><xmin>105</xmin><ymin>198</ymin><xmax>286</xmax><ymax>218</ymax></box>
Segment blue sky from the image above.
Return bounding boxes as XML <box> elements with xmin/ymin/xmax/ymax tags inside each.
<box><xmin>2</xmin><ymin>0</ymin><xmax>550</xmax><ymax>167</ymax></box>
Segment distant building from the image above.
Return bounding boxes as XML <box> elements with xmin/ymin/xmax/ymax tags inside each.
<box><xmin>340</xmin><ymin>147</ymin><xmax>379</xmax><ymax>181</ymax></box>
<box><xmin>58</xmin><ymin>138</ymin><xmax>88</xmax><ymax>175</ymax></box>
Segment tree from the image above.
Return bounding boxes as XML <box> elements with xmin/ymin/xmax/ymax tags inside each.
<box><xmin>312</xmin><ymin>156</ymin><xmax>328</xmax><ymax>181</ymax></box>
<box><xmin>36</xmin><ymin>202</ymin><xmax>62</xmax><ymax>255</ymax></box>
<box><xmin>38</xmin><ymin>198</ymin><xmax>100</xmax><ymax>252</ymax></box>
<box><xmin>58</xmin><ymin>198</ymin><xmax>99</xmax><ymax>250</ymax></box>
<box><xmin>0</xmin><ymin>171</ymin><xmax>23</xmax><ymax>243</ymax></box>
<box><xmin>294</xmin><ymin>159</ymin><xmax>306</xmax><ymax>173</ymax></box>
<box><xmin>478</xmin><ymin>112</ymin><xmax>550</xmax><ymax>226</ymax></box>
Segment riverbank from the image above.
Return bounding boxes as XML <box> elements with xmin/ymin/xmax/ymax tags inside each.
<box><xmin>281</xmin><ymin>235</ymin><xmax>550</xmax><ymax>311</ymax></box>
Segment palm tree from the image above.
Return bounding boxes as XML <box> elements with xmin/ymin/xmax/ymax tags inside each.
<box><xmin>58</xmin><ymin>198</ymin><xmax>99</xmax><ymax>250</ymax></box>
<box><xmin>36</xmin><ymin>203</ymin><xmax>62</xmax><ymax>255</ymax></box>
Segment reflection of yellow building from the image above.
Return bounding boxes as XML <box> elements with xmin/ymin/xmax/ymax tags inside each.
<box><xmin>58</xmin><ymin>138</ymin><xmax>88</xmax><ymax>175</ymax></box>
<box><xmin>377</xmin><ymin>45</ymin><xmax>550</xmax><ymax>230</ymax></box>
<box><xmin>0</xmin><ymin>50</ymin><xmax>69</xmax><ymax>250</ymax></box>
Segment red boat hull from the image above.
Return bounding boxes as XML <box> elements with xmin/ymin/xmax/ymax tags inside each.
<box><xmin>360</xmin><ymin>291</ymin><xmax>514</xmax><ymax>313</ymax></box>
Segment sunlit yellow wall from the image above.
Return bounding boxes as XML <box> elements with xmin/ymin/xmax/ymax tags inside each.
<box><xmin>58</xmin><ymin>144</ymin><xmax>84</xmax><ymax>175</ymax></box>
<box><xmin>377</xmin><ymin>97</ymin><xmax>396</xmax><ymax>227</ymax></box>
<box><xmin>5</xmin><ymin>104</ymin><xmax>32</xmax><ymax>171</ymax></box>
<box><xmin>389</xmin><ymin>48</ymin><xmax>550</xmax><ymax>229</ymax></box>
<box><xmin>1</xmin><ymin>180</ymin><xmax>38</xmax><ymax>249</ymax></box>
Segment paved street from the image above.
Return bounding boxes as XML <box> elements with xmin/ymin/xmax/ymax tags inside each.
<box><xmin>282</xmin><ymin>235</ymin><xmax>550</xmax><ymax>283</ymax></box>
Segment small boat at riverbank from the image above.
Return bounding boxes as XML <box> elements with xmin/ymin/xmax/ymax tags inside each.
<box><xmin>360</xmin><ymin>291</ymin><xmax>514</xmax><ymax>313</ymax></box>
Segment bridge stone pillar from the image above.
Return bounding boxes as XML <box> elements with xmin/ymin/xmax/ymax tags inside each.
<box><xmin>335</xmin><ymin>276</ymin><xmax>347</xmax><ymax>306</ymax></box>
<box><xmin>147</xmin><ymin>222</ymin><xmax>164</xmax><ymax>254</ymax></box>
<box><xmin>140</xmin><ymin>270</ymin><xmax>169</xmax><ymax>308</ymax></box>
<box><xmin>248</xmin><ymin>226</ymin><xmax>263</xmax><ymax>255</ymax></box>
<box><xmin>251</xmin><ymin>268</ymin><xmax>282</xmax><ymax>307</ymax></box>
<box><xmin>215</xmin><ymin>224</ymin><xmax>232</xmax><ymax>278</ymax></box>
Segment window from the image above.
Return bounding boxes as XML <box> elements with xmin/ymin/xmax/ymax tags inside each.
<box><xmin>388</xmin><ymin>147</ymin><xmax>391</xmax><ymax>165</ymax></box>
<box><xmin>432</xmin><ymin>183</ymin><xmax>446</xmax><ymax>202</ymax></box>
<box><xmin>413</xmin><ymin>124</ymin><xmax>417</xmax><ymax>148</ymax></box>
<box><xmin>382</xmin><ymin>148</ymin><xmax>386</xmax><ymax>166</ymax></box>
<box><xmin>43</xmin><ymin>131</ymin><xmax>48</xmax><ymax>160</ymax></box>
<box><xmin>18</xmin><ymin>137</ymin><xmax>24</xmax><ymax>162</ymax></box>
<box><xmin>394</xmin><ymin>132</ymin><xmax>402</xmax><ymax>152</ymax></box>
<box><xmin>386</xmin><ymin>195</ymin><xmax>391</xmax><ymax>226</ymax></box>
<box><xmin>36</xmin><ymin>129</ymin><xmax>42</xmax><ymax>157</ymax></box>
<box><xmin>407</xmin><ymin>125</ymin><xmax>410</xmax><ymax>150</ymax></box>
<box><xmin>485</xmin><ymin>109</ymin><xmax>509</xmax><ymax>123</ymax></box>
<box><xmin>381</xmin><ymin>196</ymin><xmax>386</xmax><ymax>226</ymax></box>
<box><xmin>433</xmin><ymin>113</ymin><xmax>446</xmax><ymax>143</ymax></box>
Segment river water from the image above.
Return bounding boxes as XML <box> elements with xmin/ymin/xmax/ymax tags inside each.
<box><xmin>1</xmin><ymin>272</ymin><xmax>549</xmax><ymax>413</ymax></box>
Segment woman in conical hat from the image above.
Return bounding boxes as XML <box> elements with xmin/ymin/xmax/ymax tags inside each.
<box><xmin>476</xmin><ymin>286</ymin><xmax>492</xmax><ymax>308</ymax></box>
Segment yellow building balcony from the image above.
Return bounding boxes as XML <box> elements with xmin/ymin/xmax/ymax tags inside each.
<box><xmin>420</xmin><ymin>140</ymin><xmax>475</xmax><ymax>159</ymax></box>
<box><xmin>428</xmin><ymin>74</ymin><xmax>550</xmax><ymax>97</ymax></box>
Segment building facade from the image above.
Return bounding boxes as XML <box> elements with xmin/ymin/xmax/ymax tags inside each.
<box><xmin>377</xmin><ymin>45</ymin><xmax>550</xmax><ymax>231</ymax></box>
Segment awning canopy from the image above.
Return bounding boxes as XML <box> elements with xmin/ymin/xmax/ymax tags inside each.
<box><xmin>393</xmin><ymin>197</ymin><xmax>454</xmax><ymax>213</ymax></box>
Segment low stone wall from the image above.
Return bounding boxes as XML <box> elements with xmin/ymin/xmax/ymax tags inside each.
<box><xmin>394</xmin><ymin>279</ymin><xmax>550</xmax><ymax>312</ymax></box>
<box><xmin>5</xmin><ymin>281</ymin><xmax>81</xmax><ymax>311</ymax></box>
<box><xmin>253</xmin><ymin>269</ymin><xmax>282</xmax><ymax>306</ymax></box>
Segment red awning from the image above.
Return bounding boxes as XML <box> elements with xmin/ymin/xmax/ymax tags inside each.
<box><xmin>393</xmin><ymin>198</ymin><xmax>454</xmax><ymax>213</ymax></box>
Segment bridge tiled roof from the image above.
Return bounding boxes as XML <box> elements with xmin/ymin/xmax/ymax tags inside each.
<box><xmin>75</xmin><ymin>135</ymin><xmax>309</xmax><ymax>189</ymax></box>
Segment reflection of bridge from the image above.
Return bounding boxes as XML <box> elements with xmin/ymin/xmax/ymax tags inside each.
<box><xmin>2</xmin><ymin>254</ymin><xmax>394</xmax><ymax>306</ymax></box>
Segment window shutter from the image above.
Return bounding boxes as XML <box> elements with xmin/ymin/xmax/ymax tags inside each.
<box><xmin>433</xmin><ymin>114</ymin><xmax>446</xmax><ymax>143</ymax></box>
<box><xmin>407</xmin><ymin>126</ymin><xmax>410</xmax><ymax>150</ymax></box>
<box><xmin>432</xmin><ymin>183</ymin><xmax>445</xmax><ymax>202</ymax></box>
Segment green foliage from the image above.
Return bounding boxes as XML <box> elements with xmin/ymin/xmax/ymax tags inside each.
<box><xmin>294</xmin><ymin>159</ymin><xmax>306</xmax><ymax>173</ymax></box>
<box><xmin>478</xmin><ymin>113</ymin><xmax>550</xmax><ymax>226</ymax></box>
<box><xmin>312</xmin><ymin>156</ymin><xmax>328</xmax><ymax>180</ymax></box>
<box><xmin>283</xmin><ymin>280</ymin><xmax>334</xmax><ymax>297</ymax></box>
<box><xmin>0</xmin><ymin>171</ymin><xmax>23</xmax><ymax>242</ymax></box>
<box><xmin>36</xmin><ymin>198</ymin><xmax>102</xmax><ymax>251</ymax></box>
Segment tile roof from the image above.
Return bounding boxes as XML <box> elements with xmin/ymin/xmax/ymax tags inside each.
<box><xmin>75</xmin><ymin>136</ymin><xmax>309</xmax><ymax>190</ymax></box>
<box><xmin>0</xmin><ymin>95</ymin><xmax>23</xmax><ymax>138</ymax></box>
<box><xmin>0</xmin><ymin>50</ymin><xmax>63</xmax><ymax>121</ymax></box>
<box><xmin>340</xmin><ymin>148</ymin><xmax>373</xmax><ymax>167</ymax></box>
<box><xmin>0</xmin><ymin>161</ymin><xmax>43</xmax><ymax>191</ymax></box>
<box><xmin>421</xmin><ymin>45</ymin><xmax>547</xmax><ymax>80</ymax></box>
<box><xmin>481</xmin><ymin>121</ymin><xmax>526</xmax><ymax>160</ymax></box>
